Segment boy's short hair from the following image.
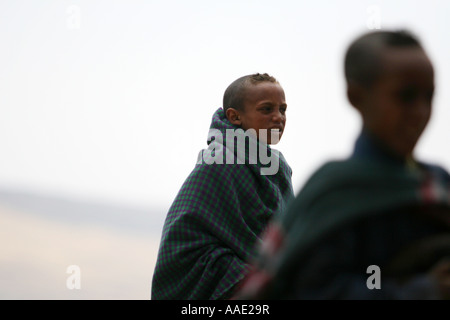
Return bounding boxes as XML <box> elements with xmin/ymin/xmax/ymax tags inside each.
<box><xmin>223</xmin><ymin>73</ymin><xmax>279</xmax><ymax>112</ymax></box>
<box><xmin>344</xmin><ymin>30</ymin><xmax>423</xmax><ymax>87</ymax></box>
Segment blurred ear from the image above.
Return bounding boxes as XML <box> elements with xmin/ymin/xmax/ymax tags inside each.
<box><xmin>225</xmin><ymin>108</ymin><xmax>242</xmax><ymax>126</ymax></box>
<box><xmin>347</xmin><ymin>81</ymin><xmax>365</xmax><ymax>112</ymax></box>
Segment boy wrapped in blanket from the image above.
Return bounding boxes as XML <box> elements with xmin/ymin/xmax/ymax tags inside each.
<box><xmin>151</xmin><ymin>73</ymin><xmax>294</xmax><ymax>299</ymax></box>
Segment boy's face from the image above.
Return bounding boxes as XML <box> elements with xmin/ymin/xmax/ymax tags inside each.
<box><xmin>238</xmin><ymin>82</ymin><xmax>287</xmax><ymax>144</ymax></box>
<box><xmin>361</xmin><ymin>47</ymin><xmax>434</xmax><ymax>158</ymax></box>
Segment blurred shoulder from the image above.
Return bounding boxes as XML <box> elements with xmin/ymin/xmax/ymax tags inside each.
<box><xmin>421</xmin><ymin>162</ymin><xmax>450</xmax><ymax>181</ymax></box>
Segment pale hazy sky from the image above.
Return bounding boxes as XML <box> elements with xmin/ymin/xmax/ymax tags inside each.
<box><xmin>1</xmin><ymin>0</ymin><xmax>449</xmax><ymax>210</ymax></box>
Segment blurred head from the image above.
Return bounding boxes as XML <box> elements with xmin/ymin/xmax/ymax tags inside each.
<box><xmin>224</xmin><ymin>73</ymin><xmax>287</xmax><ymax>144</ymax></box>
<box><xmin>345</xmin><ymin>30</ymin><xmax>435</xmax><ymax>158</ymax></box>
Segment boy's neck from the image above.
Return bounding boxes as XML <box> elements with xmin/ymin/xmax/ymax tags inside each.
<box><xmin>353</xmin><ymin>127</ymin><xmax>418</xmax><ymax>168</ymax></box>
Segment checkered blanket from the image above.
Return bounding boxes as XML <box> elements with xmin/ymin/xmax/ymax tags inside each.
<box><xmin>151</xmin><ymin>108</ymin><xmax>294</xmax><ymax>300</ymax></box>
<box><xmin>233</xmin><ymin>157</ymin><xmax>450</xmax><ymax>299</ymax></box>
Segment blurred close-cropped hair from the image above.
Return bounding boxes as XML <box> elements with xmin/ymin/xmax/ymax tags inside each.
<box><xmin>344</xmin><ymin>30</ymin><xmax>423</xmax><ymax>87</ymax></box>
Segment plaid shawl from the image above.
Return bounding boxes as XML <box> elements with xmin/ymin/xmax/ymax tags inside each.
<box><xmin>151</xmin><ymin>108</ymin><xmax>294</xmax><ymax>300</ymax></box>
<box><xmin>234</xmin><ymin>141</ymin><xmax>450</xmax><ymax>299</ymax></box>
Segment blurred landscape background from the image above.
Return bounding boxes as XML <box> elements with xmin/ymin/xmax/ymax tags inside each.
<box><xmin>0</xmin><ymin>189</ymin><xmax>166</xmax><ymax>299</ymax></box>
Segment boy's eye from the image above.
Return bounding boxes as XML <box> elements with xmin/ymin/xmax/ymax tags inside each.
<box><xmin>259</xmin><ymin>106</ymin><xmax>272</xmax><ymax>112</ymax></box>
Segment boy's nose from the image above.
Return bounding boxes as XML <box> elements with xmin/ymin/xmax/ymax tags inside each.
<box><xmin>272</xmin><ymin>111</ymin><xmax>283</xmax><ymax>123</ymax></box>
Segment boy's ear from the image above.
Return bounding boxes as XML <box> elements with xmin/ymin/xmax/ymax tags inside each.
<box><xmin>225</xmin><ymin>108</ymin><xmax>242</xmax><ymax>126</ymax></box>
<box><xmin>346</xmin><ymin>81</ymin><xmax>365</xmax><ymax>112</ymax></box>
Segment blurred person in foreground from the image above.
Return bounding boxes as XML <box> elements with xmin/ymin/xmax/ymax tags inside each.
<box><xmin>233</xmin><ymin>30</ymin><xmax>450</xmax><ymax>300</ymax></box>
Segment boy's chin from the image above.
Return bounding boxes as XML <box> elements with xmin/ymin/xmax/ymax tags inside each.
<box><xmin>268</xmin><ymin>138</ymin><xmax>281</xmax><ymax>145</ymax></box>
<box><xmin>260</xmin><ymin>131</ymin><xmax>282</xmax><ymax>145</ymax></box>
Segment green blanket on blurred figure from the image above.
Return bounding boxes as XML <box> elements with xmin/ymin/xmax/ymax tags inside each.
<box><xmin>235</xmin><ymin>131</ymin><xmax>450</xmax><ymax>299</ymax></box>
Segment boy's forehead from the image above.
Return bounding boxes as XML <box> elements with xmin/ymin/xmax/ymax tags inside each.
<box><xmin>380</xmin><ymin>47</ymin><xmax>434</xmax><ymax>78</ymax></box>
<box><xmin>244</xmin><ymin>82</ymin><xmax>285</xmax><ymax>101</ymax></box>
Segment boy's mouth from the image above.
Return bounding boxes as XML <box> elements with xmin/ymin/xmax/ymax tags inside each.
<box><xmin>269</xmin><ymin>126</ymin><xmax>283</xmax><ymax>132</ymax></box>
<box><xmin>270</xmin><ymin>127</ymin><xmax>283</xmax><ymax>135</ymax></box>
<box><xmin>268</xmin><ymin>128</ymin><xmax>283</xmax><ymax>143</ymax></box>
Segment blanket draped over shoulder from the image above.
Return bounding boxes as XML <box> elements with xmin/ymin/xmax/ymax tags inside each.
<box><xmin>234</xmin><ymin>132</ymin><xmax>450</xmax><ymax>299</ymax></box>
<box><xmin>151</xmin><ymin>108</ymin><xmax>294</xmax><ymax>300</ymax></box>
